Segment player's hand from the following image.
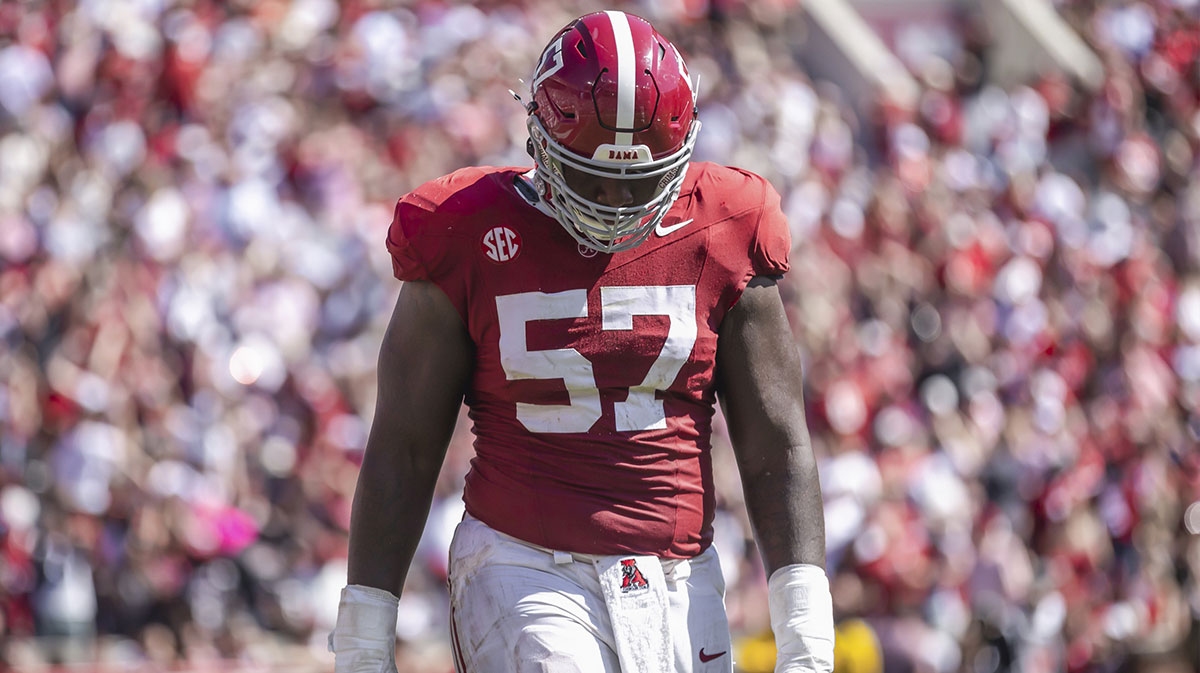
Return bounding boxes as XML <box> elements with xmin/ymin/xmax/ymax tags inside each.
<box><xmin>768</xmin><ymin>564</ymin><xmax>835</xmax><ymax>673</ymax></box>
<box><xmin>329</xmin><ymin>585</ymin><xmax>401</xmax><ymax>673</ymax></box>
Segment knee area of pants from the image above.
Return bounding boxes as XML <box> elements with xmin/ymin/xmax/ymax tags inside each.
<box><xmin>512</xmin><ymin>633</ymin><xmax>589</xmax><ymax>673</ymax></box>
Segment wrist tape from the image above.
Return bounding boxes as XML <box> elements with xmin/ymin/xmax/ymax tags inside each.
<box><xmin>329</xmin><ymin>584</ymin><xmax>399</xmax><ymax>672</ymax></box>
<box><xmin>767</xmin><ymin>563</ymin><xmax>835</xmax><ymax>673</ymax></box>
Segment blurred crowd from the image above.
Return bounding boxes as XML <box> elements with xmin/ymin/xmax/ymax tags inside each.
<box><xmin>0</xmin><ymin>0</ymin><xmax>1197</xmax><ymax>672</ymax></box>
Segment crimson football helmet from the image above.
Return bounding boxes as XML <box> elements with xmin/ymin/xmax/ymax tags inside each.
<box><xmin>526</xmin><ymin>11</ymin><xmax>699</xmax><ymax>252</ymax></box>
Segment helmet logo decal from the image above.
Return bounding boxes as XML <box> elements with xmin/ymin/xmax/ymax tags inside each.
<box><xmin>671</xmin><ymin>42</ymin><xmax>693</xmax><ymax>98</ymax></box>
<box><xmin>481</xmin><ymin>226</ymin><xmax>522</xmax><ymax>263</ymax></box>
<box><xmin>532</xmin><ymin>36</ymin><xmax>564</xmax><ymax>94</ymax></box>
<box><xmin>604</xmin><ymin>10</ymin><xmax>636</xmax><ymax>146</ymax></box>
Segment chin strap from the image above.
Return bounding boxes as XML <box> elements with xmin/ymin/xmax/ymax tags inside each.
<box><xmin>329</xmin><ymin>584</ymin><xmax>400</xmax><ymax>673</ymax></box>
<box><xmin>768</xmin><ymin>564</ymin><xmax>835</xmax><ymax>673</ymax></box>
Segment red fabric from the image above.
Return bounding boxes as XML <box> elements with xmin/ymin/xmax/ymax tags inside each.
<box><xmin>385</xmin><ymin>162</ymin><xmax>789</xmax><ymax>557</ymax></box>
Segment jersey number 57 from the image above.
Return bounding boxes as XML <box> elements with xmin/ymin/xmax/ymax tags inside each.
<box><xmin>495</xmin><ymin>285</ymin><xmax>697</xmax><ymax>433</ymax></box>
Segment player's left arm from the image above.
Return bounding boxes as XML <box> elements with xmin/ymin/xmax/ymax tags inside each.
<box><xmin>716</xmin><ymin>275</ymin><xmax>833</xmax><ymax>673</ymax></box>
<box><xmin>716</xmin><ymin>275</ymin><xmax>823</xmax><ymax>572</ymax></box>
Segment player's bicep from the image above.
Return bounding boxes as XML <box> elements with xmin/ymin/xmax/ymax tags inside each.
<box><xmin>371</xmin><ymin>280</ymin><xmax>473</xmax><ymax>458</ymax></box>
<box><xmin>715</xmin><ymin>276</ymin><xmax>810</xmax><ymax>468</ymax></box>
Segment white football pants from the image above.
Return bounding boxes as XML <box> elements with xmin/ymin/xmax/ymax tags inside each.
<box><xmin>447</xmin><ymin>514</ymin><xmax>733</xmax><ymax>673</ymax></box>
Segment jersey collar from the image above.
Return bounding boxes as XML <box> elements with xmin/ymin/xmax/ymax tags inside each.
<box><xmin>513</xmin><ymin>169</ymin><xmax>558</xmax><ymax>219</ymax></box>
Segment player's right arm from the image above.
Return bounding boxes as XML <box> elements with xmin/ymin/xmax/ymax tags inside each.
<box><xmin>331</xmin><ymin>279</ymin><xmax>473</xmax><ymax>673</ymax></box>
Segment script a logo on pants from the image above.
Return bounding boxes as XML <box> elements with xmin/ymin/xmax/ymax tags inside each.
<box><xmin>619</xmin><ymin>559</ymin><xmax>649</xmax><ymax>593</ymax></box>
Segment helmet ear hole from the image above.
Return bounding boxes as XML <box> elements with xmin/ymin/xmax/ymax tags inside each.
<box><xmin>526</xmin><ymin>138</ymin><xmax>535</xmax><ymax>159</ymax></box>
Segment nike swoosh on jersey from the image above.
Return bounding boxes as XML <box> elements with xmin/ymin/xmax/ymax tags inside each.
<box><xmin>698</xmin><ymin>648</ymin><xmax>727</xmax><ymax>663</ymax></box>
<box><xmin>655</xmin><ymin>218</ymin><xmax>694</xmax><ymax>237</ymax></box>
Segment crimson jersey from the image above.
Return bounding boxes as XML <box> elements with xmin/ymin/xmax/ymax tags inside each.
<box><xmin>386</xmin><ymin>162</ymin><xmax>790</xmax><ymax>558</ymax></box>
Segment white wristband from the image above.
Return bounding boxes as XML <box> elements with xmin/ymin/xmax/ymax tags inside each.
<box><xmin>767</xmin><ymin>564</ymin><xmax>835</xmax><ymax>673</ymax></box>
<box><xmin>329</xmin><ymin>584</ymin><xmax>400</xmax><ymax>673</ymax></box>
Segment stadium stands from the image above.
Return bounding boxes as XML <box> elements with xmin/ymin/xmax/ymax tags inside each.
<box><xmin>0</xmin><ymin>1</ymin><xmax>1196</xmax><ymax>671</ymax></box>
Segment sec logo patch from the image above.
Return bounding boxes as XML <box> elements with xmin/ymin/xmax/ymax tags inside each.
<box><xmin>481</xmin><ymin>226</ymin><xmax>521</xmax><ymax>263</ymax></box>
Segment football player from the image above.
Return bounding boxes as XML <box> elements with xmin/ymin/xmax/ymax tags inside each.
<box><xmin>330</xmin><ymin>10</ymin><xmax>832</xmax><ymax>673</ymax></box>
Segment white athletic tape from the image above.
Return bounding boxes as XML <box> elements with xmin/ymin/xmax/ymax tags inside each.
<box><xmin>767</xmin><ymin>564</ymin><xmax>835</xmax><ymax>673</ymax></box>
<box><xmin>329</xmin><ymin>584</ymin><xmax>400</xmax><ymax>673</ymax></box>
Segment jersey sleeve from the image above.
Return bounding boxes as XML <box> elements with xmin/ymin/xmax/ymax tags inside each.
<box><xmin>701</xmin><ymin>165</ymin><xmax>794</xmax><ymax>314</ymax></box>
<box><xmin>383</xmin><ymin>181</ymin><xmax>472</xmax><ymax>323</ymax></box>
<box><xmin>750</xmin><ymin>178</ymin><xmax>791</xmax><ymax>277</ymax></box>
<box><xmin>385</xmin><ymin>200</ymin><xmax>433</xmax><ymax>281</ymax></box>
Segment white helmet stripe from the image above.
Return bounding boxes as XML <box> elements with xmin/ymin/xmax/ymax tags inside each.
<box><xmin>606</xmin><ymin>10</ymin><xmax>635</xmax><ymax>146</ymax></box>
